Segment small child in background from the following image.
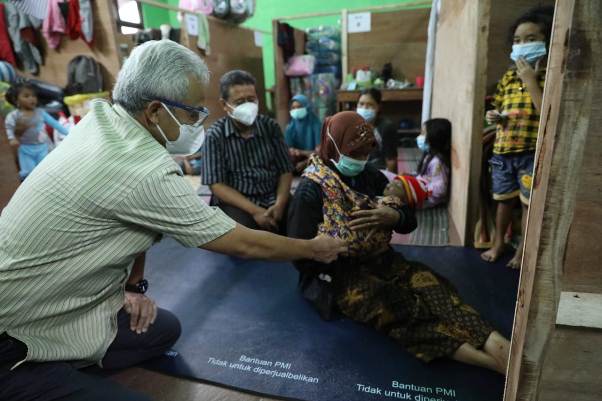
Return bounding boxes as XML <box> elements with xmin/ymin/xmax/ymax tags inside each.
<box><xmin>5</xmin><ymin>82</ymin><xmax>69</xmax><ymax>180</ymax></box>
<box><xmin>481</xmin><ymin>6</ymin><xmax>553</xmax><ymax>269</ymax></box>
<box><xmin>385</xmin><ymin>118</ymin><xmax>451</xmax><ymax>209</ymax></box>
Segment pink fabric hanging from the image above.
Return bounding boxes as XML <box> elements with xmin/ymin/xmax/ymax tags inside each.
<box><xmin>42</xmin><ymin>0</ymin><xmax>66</xmax><ymax>49</ymax></box>
<box><xmin>179</xmin><ymin>0</ymin><xmax>213</xmax><ymax>15</ymax></box>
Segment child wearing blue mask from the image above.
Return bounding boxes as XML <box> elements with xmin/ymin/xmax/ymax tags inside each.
<box><xmin>385</xmin><ymin>118</ymin><xmax>451</xmax><ymax>209</ymax></box>
<box><xmin>356</xmin><ymin>88</ymin><xmax>398</xmax><ymax>174</ymax></box>
<box><xmin>285</xmin><ymin>94</ymin><xmax>322</xmax><ymax>173</ymax></box>
<box><xmin>481</xmin><ymin>6</ymin><xmax>553</xmax><ymax>268</ymax></box>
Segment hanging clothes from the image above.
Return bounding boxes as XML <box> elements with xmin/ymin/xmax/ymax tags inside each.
<box><xmin>7</xmin><ymin>0</ymin><xmax>48</xmax><ymax>20</ymax></box>
<box><xmin>277</xmin><ymin>22</ymin><xmax>295</xmax><ymax>62</ymax></box>
<box><xmin>0</xmin><ymin>4</ymin><xmax>17</xmax><ymax>66</ymax></box>
<box><xmin>66</xmin><ymin>0</ymin><xmax>82</xmax><ymax>40</ymax></box>
<box><xmin>179</xmin><ymin>0</ymin><xmax>213</xmax><ymax>14</ymax></box>
<box><xmin>5</xmin><ymin>3</ymin><xmax>43</xmax><ymax>74</ymax></box>
<box><xmin>43</xmin><ymin>0</ymin><xmax>67</xmax><ymax>49</ymax></box>
<box><xmin>196</xmin><ymin>14</ymin><xmax>210</xmax><ymax>54</ymax></box>
<box><xmin>78</xmin><ymin>0</ymin><xmax>93</xmax><ymax>45</ymax></box>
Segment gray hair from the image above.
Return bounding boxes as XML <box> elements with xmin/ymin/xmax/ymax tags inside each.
<box><xmin>219</xmin><ymin>70</ymin><xmax>256</xmax><ymax>100</ymax></box>
<box><xmin>112</xmin><ymin>40</ymin><xmax>210</xmax><ymax>113</ymax></box>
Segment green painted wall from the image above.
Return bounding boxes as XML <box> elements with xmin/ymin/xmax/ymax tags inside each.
<box><xmin>142</xmin><ymin>1</ymin><xmax>429</xmax><ymax>104</ymax></box>
<box><xmin>142</xmin><ymin>0</ymin><xmax>181</xmax><ymax>29</ymax></box>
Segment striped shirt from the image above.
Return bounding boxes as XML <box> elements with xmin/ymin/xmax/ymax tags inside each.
<box><xmin>0</xmin><ymin>100</ymin><xmax>235</xmax><ymax>366</ymax></box>
<box><xmin>201</xmin><ymin>115</ymin><xmax>294</xmax><ymax>208</ymax></box>
<box><xmin>8</xmin><ymin>0</ymin><xmax>47</xmax><ymax>20</ymax></box>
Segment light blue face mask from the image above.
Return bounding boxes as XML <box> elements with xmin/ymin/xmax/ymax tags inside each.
<box><xmin>290</xmin><ymin>107</ymin><xmax>308</xmax><ymax>120</ymax></box>
<box><xmin>328</xmin><ymin>131</ymin><xmax>367</xmax><ymax>177</ymax></box>
<box><xmin>356</xmin><ymin>107</ymin><xmax>376</xmax><ymax>122</ymax></box>
<box><xmin>416</xmin><ymin>134</ymin><xmax>429</xmax><ymax>153</ymax></box>
<box><xmin>510</xmin><ymin>41</ymin><xmax>547</xmax><ymax>64</ymax></box>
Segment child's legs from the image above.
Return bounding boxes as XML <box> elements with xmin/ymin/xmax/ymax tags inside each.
<box><xmin>494</xmin><ymin>200</ymin><xmax>515</xmax><ymax>248</ymax></box>
<box><xmin>34</xmin><ymin>143</ymin><xmax>49</xmax><ymax>166</ymax></box>
<box><xmin>17</xmin><ymin>145</ymin><xmax>37</xmax><ymax>180</ymax></box>
<box><xmin>18</xmin><ymin>144</ymin><xmax>48</xmax><ymax>180</ymax></box>
<box><xmin>508</xmin><ymin>153</ymin><xmax>535</xmax><ymax>268</ymax></box>
<box><xmin>483</xmin><ymin>154</ymin><xmax>519</xmax><ymax>259</ymax></box>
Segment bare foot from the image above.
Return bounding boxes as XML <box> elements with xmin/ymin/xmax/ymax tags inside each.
<box><xmin>481</xmin><ymin>245</ymin><xmax>505</xmax><ymax>263</ymax></box>
<box><xmin>507</xmin><ymin>248</ymin><xmax>523</xmax><ymax>269</ymax></box>
<box><xmin>484</xmin><ymin>331</ymin><xmax>510</xmax><ymax>374</ymax></box>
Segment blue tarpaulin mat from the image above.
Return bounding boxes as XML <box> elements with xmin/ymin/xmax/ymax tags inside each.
<box><xmin>143</xmin><ymin>238</ymin><xmax>518</xmax><ymax>401</ymax></box>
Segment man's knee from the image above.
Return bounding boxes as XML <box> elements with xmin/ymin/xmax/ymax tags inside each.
<box><xmin>154</xmin><ymin>308</ymin><xmax>181</xmax><ymax>349</ymax></box>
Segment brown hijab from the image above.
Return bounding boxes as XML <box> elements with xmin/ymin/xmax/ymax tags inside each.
<box><xmin>318</xmin><ymin>111</ymin><xmax>376</xmax><ymax>162</ymax></box>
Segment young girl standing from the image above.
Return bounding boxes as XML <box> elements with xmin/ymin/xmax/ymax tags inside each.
<box><xmin>481</xmin><ymin>6</ymin><xmax>554</xmax><ymax>268</ymax></box>
<box><xmin>5</xmin><ymin>82</ymin><xmax>69</xmax><ymax>180</ymax></box>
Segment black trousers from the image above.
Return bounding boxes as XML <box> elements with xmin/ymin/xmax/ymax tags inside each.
<box><xmin>0</xmin><ymin>308</ymin><xmax>181</xmax><ymax>401</ymax></box>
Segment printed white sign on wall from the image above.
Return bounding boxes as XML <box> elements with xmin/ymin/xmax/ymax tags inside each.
<box><xmin>185</xmin><ymin>14</ymin><xmax>198</xmax><ymax>36</ymax></box>
<box><xmin>254</xmin><ymin>31</ymin><xmax>263</xmax><ymax>47</ymax></box>
<box><xmin>348</xmin><ymin>12</ymin><xmax>371</xmax><ymax>33</ymax></box>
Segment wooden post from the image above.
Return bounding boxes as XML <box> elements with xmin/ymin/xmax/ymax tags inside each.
<box><xmin>505</xmin><ymin>0</ymin><xmax>602</xmax><ymax>399</ymax></box>
<box><xmin>0</xmin><ymin>118</ymin><xmax>20</xmax><ymax>209</ymax></box>
<box><xmin>430</xmin><ymin>1</ymin><xmax>490</xmax><ymax>245</ymax></box>
<box><xmin>341</xmin><ymin>9</ymin><xmax>349</xmax><ymax>82</ymax></box>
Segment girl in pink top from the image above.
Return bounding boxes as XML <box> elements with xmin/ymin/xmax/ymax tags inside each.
<box><xmin>386</xmin><ymin>118</ymin><xmax>451</xmax><ymax>209</ymax></box>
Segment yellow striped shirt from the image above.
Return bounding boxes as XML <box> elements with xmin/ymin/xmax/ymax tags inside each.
<box><xmin>0</xmin><ymin>100</ymin><xmax>235</xmax><ymax>365</ymax></box>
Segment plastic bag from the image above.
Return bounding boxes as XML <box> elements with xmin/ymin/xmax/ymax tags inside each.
<box><xmin>285</xmin><ymin>55</ymin><xmax>316</xmax><ymax>77</ymax></box>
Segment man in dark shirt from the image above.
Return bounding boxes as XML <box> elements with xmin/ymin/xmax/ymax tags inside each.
<box><xmin>201</xmin><ymin>70</ymin><xmax>294</xmax><ymax>232</ymax></box>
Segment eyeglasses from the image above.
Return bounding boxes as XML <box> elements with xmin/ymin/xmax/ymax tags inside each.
<box><xmin>149</xmin><ymin>97</ymin><xmax>210</xmax><ymax>127</ymax></box>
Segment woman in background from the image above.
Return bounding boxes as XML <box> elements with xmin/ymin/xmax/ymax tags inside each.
<box><xmin>356</xmin><ymin>88</ymin><xmax>398</xmax><ymax>175</ymax></box>
<box><xmin>285</xmin><ymin>94</ymin><xmax>321</xmax><ymax>173</ymax></box>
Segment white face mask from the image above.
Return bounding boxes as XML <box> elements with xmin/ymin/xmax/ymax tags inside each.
<box><xmin>156</xmin><ymin>103</ymin><xmax>206</xmax><ymax>155</ymax></box>
<box><xmin>228</xmin><ymin>101</ymin><xmax>258</xmax><ymax>126</ymax></box>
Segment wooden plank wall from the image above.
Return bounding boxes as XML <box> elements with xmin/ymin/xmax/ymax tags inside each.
<box><xmin>533</xmin><ymin>0</ymin><xmax>602</xmax><ymax>398</ymax></box>
<box><xmin>0</xmin><ymin>118</ymin><xmax>19</xmax><ymax>209</ymax></box>
<box><xmin>430</xmin><ymin>1</ymin><xmax>491</xmax><ymax>246</ymax></box>
<box><xmin>21</xmin><ymin>1</ymin><xmax>121</xmax><ymax>89</ymax></box>
<box><xmin>347</xmin><ymin>8</ymin><xmax>429</xmax><ymax>84</ymax></box>
<box><xmin>180</xmin><ymin>19</ymin><xmax>265</xmax><ymax>127</ymax></box>
<box><xmin>505</xmin><ymin>0</ymin><xmax>602</xmax><ymax>400</ymax></box>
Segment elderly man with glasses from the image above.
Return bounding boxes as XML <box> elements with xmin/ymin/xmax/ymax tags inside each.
<box><xmin>0</xmin><ymin>40</ymin><xmax>346</xmax><ymax>401</ymax></box>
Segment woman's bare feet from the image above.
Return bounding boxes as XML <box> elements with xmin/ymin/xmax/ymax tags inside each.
<box><xmin>481</xmin><ymin>244</ymin><xmax>506</xmax><ymax>263</ymax></box>
<box><xmin>484</xmin><ymin>331</ymin><xmax>510</xmax><ymax>374</ymax></box>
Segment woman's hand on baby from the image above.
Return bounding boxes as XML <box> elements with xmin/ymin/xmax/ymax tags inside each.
<box><xmin>349</xmin><ymin>206</ymin><xmax>399</xmax><ymax>232</ymax></box>
<box><xmin>309</xmin><ymin>235</ymin><xmax>348</xmax><ymax>263</ymax></box>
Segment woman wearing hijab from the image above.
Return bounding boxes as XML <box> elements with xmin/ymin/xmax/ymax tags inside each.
<box><xmin>284</xmin><ymin>94</ymin><xmax>322</xmax><ymax>173</ymax></box>
<box><xmin>287</xmin><ymin>111</ymin><xmax>510</xmax><ymax>374</ymax></box>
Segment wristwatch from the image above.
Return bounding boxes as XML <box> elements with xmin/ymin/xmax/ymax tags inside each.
<box><xmin>125</xmin><ymin>279</ymin><xmax>149</xmax><ymax>294</ymax></box>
